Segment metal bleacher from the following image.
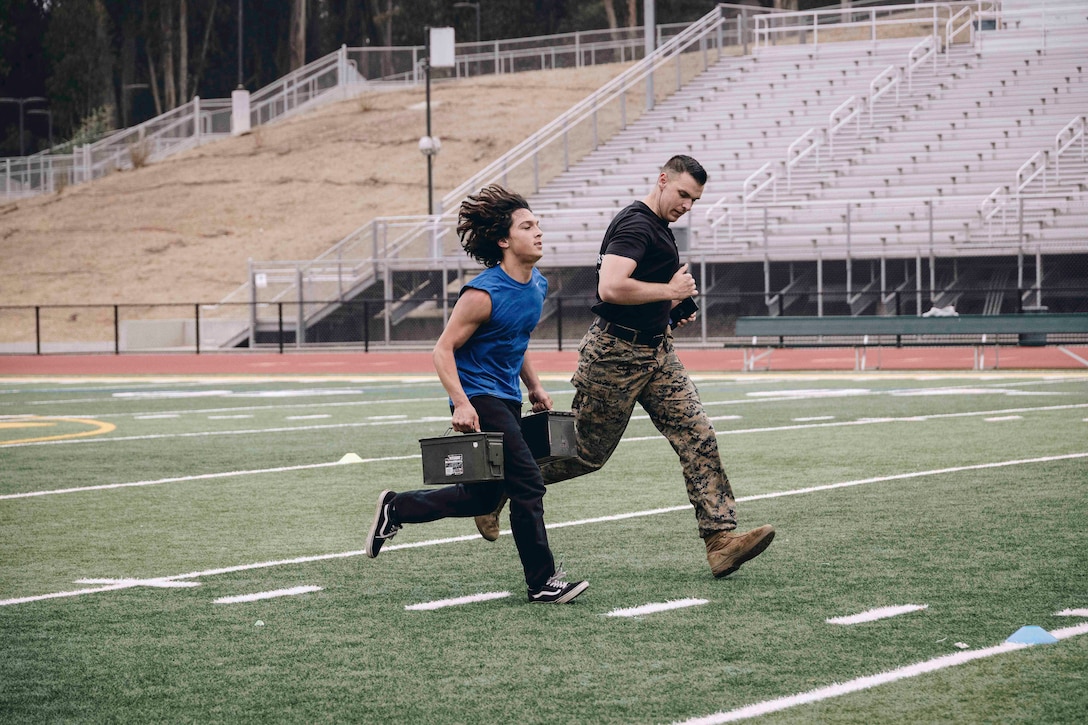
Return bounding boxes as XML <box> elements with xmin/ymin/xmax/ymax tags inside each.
<box><xmin>531</xmin><ymin>7</ymin><xmax>1087</xmax><ymax>266</ymax></box>
<box><xmin>220</xmin><ymin>1</ymin><xmax>1088</xmax><ymax>347</ymax></box>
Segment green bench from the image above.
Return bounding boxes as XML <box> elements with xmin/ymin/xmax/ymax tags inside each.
<box><xmin>732</xmin><ymin>313</ymin><xmax>1088</xmax><ymax>370</ymax></box>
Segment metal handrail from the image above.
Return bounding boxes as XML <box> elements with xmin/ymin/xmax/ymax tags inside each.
<box><xmin>440</xmin><ymin>5</ymin><xmax>745</xmax><ymax>214</ymax></box>
<box><xmin>1054</xmin><ymin>115</ymin><xmax>1085</xmax><ymax>181</ymax></box>
<box><xmin>906</xmin><ymin>35</ymin><xmax>936</xmax><ymax>91</ymax></box>
<box><xmin>945</xmin><ymin>5</ymin><xmax>974</xmax><ymax>53</ymax></box>
<box><xmin>753</xmin><ymin>2</ymin><xmax>973</xmax><ymax>51</ymax></box>
<box><xmin>979</xmin><ymin>185</ymin><xmax>1008</xmax><ymax>239</ymax></box>
<box><xmin>828</xmin><ymin>95</ymin><xmax>862</xmax><ymax>155</ymax></box>
<box><xmin>868</xmin><ymin>64</ymin><xmax>901</xmax><ymax>123</ymax></box>
<box><xmin>1016</xmin><ymin>149</ymin><xmax>1049</xmax><ymax>199</ymax></box>
<box><xmin>742</xmin><ymin>162</ymin><xmax>778</xmax><ymax>221</ymax></box>
<box><xmin>786</xmin><ymin>127</ymin><xmax>823</xmax><ymax>192</ymax></box>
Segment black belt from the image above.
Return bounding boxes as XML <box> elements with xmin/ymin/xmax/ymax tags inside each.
<box><xmin>595</xmin><ymin>318</ymin><xmax>665</xmax><ymax>347</ymax></box>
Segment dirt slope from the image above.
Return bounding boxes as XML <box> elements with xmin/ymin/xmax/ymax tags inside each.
<box><xmin>0</xmin><ymin>64</ymin><xmax>627</xmax><ymax>306</ymax></box>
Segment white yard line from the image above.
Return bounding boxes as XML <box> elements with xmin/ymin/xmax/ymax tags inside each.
<box><xmin>604</xmin><ymin>598</ymin><xmax>709</xmax><ymax>618</ymax></box>
<box><xmin>405</xmin><ymin>591</ymin><xmax>511</xmax><ymax>611</ymax></box>
<box><xmin>2</xmin><ymin>416</ymin><xmax>452</xmax><ymax>448</ymax></box>
<box><xmin>0</xmin><ymin>455</ymin><xmax>419</xmax><ymax>500</ymax></box>
<box><xmin>673</xmin><ymin>621</ymin><xmax>1088</xmax><ymax>724</ymax></box>
<box><xmin>624</xmin><ymin>403</ymin><xmax>1088</xmax><ymax>443</ymax></box>
<box><xmin>214</xmin><ymin>585</ymin><xmax>323</xmax><ymax>604</ymax></box>
<box><xmin>3</xmin><ymin>451</ymin><xmax>1085</xmax><ymax>608</ymax></box>
<box><xmin>826</xmin><ymin>604</ymin><xmax>928</xmax><ymax>625</ymax></box>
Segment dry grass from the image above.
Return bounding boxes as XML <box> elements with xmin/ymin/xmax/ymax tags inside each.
<box><xmin>0</xmin><ymin>64</ymin><xmax>629</xmax><ymax>306</ymax></box>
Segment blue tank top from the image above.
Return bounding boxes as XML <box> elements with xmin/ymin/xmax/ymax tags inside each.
<box><xmin>454</xmin><ymin>265</ymin><xmax>548</xmax><ymax>403</ymax></box>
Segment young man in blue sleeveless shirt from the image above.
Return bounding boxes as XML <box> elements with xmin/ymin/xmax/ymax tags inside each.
<box><xmin>365</xmin><ymin>185</ymin><xmax>588</xmax><ymax>604</ymax></box>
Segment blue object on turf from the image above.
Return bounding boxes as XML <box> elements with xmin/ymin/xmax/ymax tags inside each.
<box><xmin>1005</xmin><ymin>625</ymin><xmax>1059</xmax><ymax>645</ymax></box>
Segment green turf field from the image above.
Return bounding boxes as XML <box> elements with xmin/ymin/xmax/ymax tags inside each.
<box><xmin>2</xmin><ymin>371</ymin><xmax>1086</xmax><ymax>723</ymax></box>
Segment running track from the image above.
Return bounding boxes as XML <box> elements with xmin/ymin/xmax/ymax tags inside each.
<box><xmin>2</xmin><ymin>345</ymin><xmax>1086</xmax><ymax>376</ymax></box>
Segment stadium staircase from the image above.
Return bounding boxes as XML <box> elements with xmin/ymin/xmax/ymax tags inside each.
<box><xmin>210</xmin><ymin>2</ymin><xmax>1088</xmax><ymax>345</ymax></box>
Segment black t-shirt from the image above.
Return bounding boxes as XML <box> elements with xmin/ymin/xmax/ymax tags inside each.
<box><xmin>591</xmin><ymin>201</ymin><xmax>680</xmax><ymax>332</ymax></box>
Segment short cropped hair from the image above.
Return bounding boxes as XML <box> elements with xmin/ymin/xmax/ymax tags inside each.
<box><xmin>456</xmin><ymin>185</ymin><xmax>531</xmax><ymax>268</ymax></box>
<box><xmin>662</xmin><ymin>154</ymin><xmax>708</xmax><ymax>186</ymax></box>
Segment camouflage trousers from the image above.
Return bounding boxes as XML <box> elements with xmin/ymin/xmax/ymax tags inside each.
<box><xmin>539</xmin><ymin>322</ymin><xmax>738</xmax><ymax>538</ymax></box>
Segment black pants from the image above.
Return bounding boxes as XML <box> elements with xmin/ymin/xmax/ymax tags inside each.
<box><xmin>392</xmin><ymin>395</ymin><xmax>555</xmax><ymax>591</ymax></box>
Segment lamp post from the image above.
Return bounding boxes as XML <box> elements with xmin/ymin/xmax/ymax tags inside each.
<box><xmin>0</xmin><ymin>96</ymin><xmax>47</xmax><ymax>156</ymax></box>
<box><xmin>421</xmin><ymin>27</ymin><xmax>454</xmax><ymax>216</ymax></box>
<box><xmin>453</xmin><ymin>2</ymin><xmax>480</xmax><ymax>76</ymax></box>
<box><xmin>27</xmin><ymin>108</ymin><xmax>53</xmax><ymax>149</ymax></box>
<box><xmin>237</xmin><ymin>0</ymin><xmax>245</xmax><ymax>88</ymax></box>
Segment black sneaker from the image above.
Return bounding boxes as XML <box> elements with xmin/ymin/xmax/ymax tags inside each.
<box><xmin>365</xmin><ymin>490</ymin><xmax>401</xmax><ymax>558</ymax></box>
<box><xmin>528</xmin><ymin>566</ymin><xmax>588</xmax><ymax>604</ymax></box>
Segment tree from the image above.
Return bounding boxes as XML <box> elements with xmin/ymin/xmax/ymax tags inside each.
<box><xmin>289</xmin><ymin>0</ymin><xmax>306</xmax><ymax>71</ymax></box>
<box><xmin>44</xmin><ymin>0</ymin><xmax>114</xmax><ymax>134</ymax></box>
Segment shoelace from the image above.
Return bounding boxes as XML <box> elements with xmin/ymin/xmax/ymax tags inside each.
<box><xmin>546</xmin><ymin>563</ymin><xmax>569</xmax><ymax>586</ymax></box>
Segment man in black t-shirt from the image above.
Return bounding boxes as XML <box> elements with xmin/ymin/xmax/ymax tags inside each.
<box><xmin>477</xmin><ymin>156</ymin><xmax>775</xmax><ymax>579</ymax></box>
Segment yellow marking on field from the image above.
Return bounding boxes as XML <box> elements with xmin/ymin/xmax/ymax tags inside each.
<box><xmin>0</xmin><ymin>417</ymin><xmax>116</xmax><ymax>445</ymax></box>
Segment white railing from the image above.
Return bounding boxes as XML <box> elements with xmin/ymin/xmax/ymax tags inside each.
<box><xmin>1054</xmin><ymin>114</ymin><xmax>1085</xmax><ymax>181</ymax></box>
<box><xmin>906</xmin><ymin>35</ymin><xmax>937</xmax><ymax>91</ymax></box>
<box><xmin>249</xmin><ymin>48</ymin><xmax>358</xmax><ymax>127</ymax></box>
<box><xmin>979</xmin><ymin>185</ymin><xmax>1008</xmax><ymax>240</ymax></box>
<box><xmin>980</xmin><ymin>115</ymin><xmax>1086</xmax><ymax>239</ymax></box>
<box><xmin>828</xmin><ymin>95</ymin><xmax>862</xmax><ymax>155</ymax></box>
<box><xmin>786</xmin><ymin>127</ymin><xmax>823</xmax><ymax>192</ymax></box>
<box><xmin>743</xmin><ymin>162</ymin><xmax>778</xmax><ymax>222</ymax></box>
<box><xmin>0</xmin><ymin>19</ymin><xmax>717</xmax><ymax>201</ymax></box>
<box><xmin>752</xmin><ymin>2</ymin><xmax>979</xmax><ymax>50</ymax></box>
<box><xmin>440</xmin><ymin>5</ymin><xmax>752</xmax><ymax>213</ymax></box>
<box><xmin>1016</xmin><ymin>149</ymin><xmax>1049</xmax><ymax>200</ymax></box>
<box><xmin>868</xmin><ymin>64</ymin><xmax>901</xmax><ymax>123</ymax></box>
<box><xmin>944</xmin><ymin>5</ymin><xmax>975</xmax><ymax>52</ymax></box>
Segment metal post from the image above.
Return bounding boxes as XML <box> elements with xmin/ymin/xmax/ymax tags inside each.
<box><xmin>1035</xmin><ymin>250</ymin><xmax>1043</xmax><ymax>308</ymax></box>
<box><xmin>248</xmin><ymin>258</ymin><xmax>257</xmax><ymax>347</ymax></box>
<box><xmin>35</xmin><ymin>305</ymin><xmax>41</xmax><ymax>355</ymax></box>
<box><xmin>915</xmin><ymin>253</ymin><xmax>922</xmax><ymax>315</ymax></box>
<box><xmin>237</xmin><ymin>0</ymin><xmax>244</xmax><ymax>87</ymax></box>
<box><xmin>363</xmin><ymin>300</ymin><xmax>370</xmax><ymax>352</ymax></box>
<box><xmin>113</xmin><ymin>305</ymin><xmax>120</xmax><ymax>354</ymax></box>
<box><xmin>194</xmin><ymin>303</ymin><xmax>201</xmax><ymax>354</ymax></box>
<box><xmin>700</xmin><ymin>257</ymin><xmax>708</xmax><ymax>343</ymax></box>
<box><xmin>929</xmin><ymin>252</ymin><xmax>936</xmax><ymax>302</ymax></box>
<box><xmin>880</xmin><ymin>256</ymin><xmax>887</xmax><ymax>312</ymax></box>
<box><xmin>194</xmin><ymin>95</ymin><xmax>202</xmax><ymax>144</ymax></box>
<box><xmin>426</xmin><ymin>66</ymin><xmax>433</xmax><ymax>214</ymax></box>
<box><xmin>278</xmin><ymin>302</ymin><xmax>284</xmax><ymax>352</ymax></box>
<box><xmin>556</xmin><ymin>297</ymin><xmax>563</xmax><ymax>352</ymax></box>
<box><xmin>644</xmin><ymin>0</ymin><xmax>656</xmax><ymax>111</ymax></box>
<box><xmin>296</xmin><ymin>266</ymin><xmax>305</xmax><ymax>347</ymax></box>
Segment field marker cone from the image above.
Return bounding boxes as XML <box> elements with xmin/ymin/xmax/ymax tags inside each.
<box><xmin>1005</xmin><ymin>625</ymin><xmax>1059</xmax><ymax>645</ymax></box>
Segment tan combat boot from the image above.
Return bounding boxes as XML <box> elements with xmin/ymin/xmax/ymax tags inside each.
<box><xmin>474</xmin><ymin>493</ymin><xmax>508</xmax><ymax>542</ymax></box>
<box><xmin>704</xmin><ymin>524</ymin><xmax>775</xmax><ymax>578</ymax></box>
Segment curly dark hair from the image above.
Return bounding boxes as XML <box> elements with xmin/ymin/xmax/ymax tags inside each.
<box><xmin>456</xmin><ymin>185</ymin><xmax>531</xmax><ymax>268</ymax></box>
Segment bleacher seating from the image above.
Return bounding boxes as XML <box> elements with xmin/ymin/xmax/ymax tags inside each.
<box><xmin>525</xmin><ymin>19</ymin><xmax>1087</xmax><ymax>268</ymax></box>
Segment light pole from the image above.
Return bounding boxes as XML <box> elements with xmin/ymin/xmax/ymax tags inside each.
<box><xmin>0</xmin><ymin>96</ymin><xmax>46</xmax><ymax>156</ymax></box>
<box><xmin>237</xmin><ymin>0</ymin><xmax>245</xmax><ymax>88</ymax></box>
<box><xmin>453</xmin><ymin>2</ymin><xmax>480</xmax><ymax>76</ymax></box>
<box><xmin>27</xmin><ymin>108</ymin><xmax>53</xmax><ymax>149</ymax></box>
